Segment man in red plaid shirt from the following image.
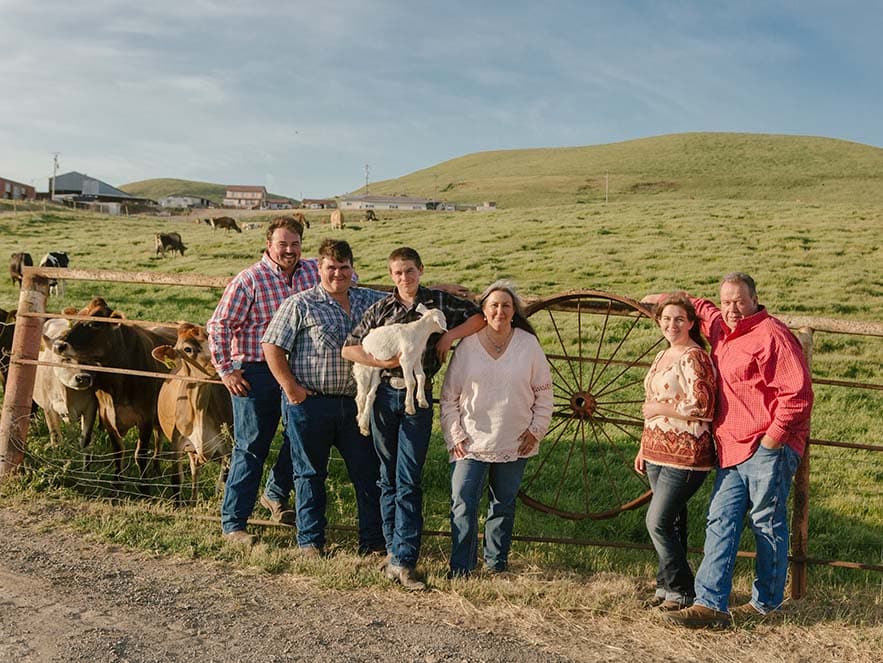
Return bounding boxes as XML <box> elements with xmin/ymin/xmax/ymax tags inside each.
<box><xmin>208</xmin><ymin>216</ymin><xmax>325</xmax><ymax>545</ymax></box>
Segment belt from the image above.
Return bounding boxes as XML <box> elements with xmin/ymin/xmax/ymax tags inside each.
<box><xmin>380</xmin><ymin>376</ymin><xmax>434</xmax><ymax>391</ymax></box>
<box><xmin>381</xmin><ymin>376</ymin><xmax>408</xmax><ymax>390</ymax></box>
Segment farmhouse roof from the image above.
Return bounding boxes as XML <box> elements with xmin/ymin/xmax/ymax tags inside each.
<box><xmin>226</xmin><ymin>185</ymin><xmax>267</xmax><ymax>193</ymax></box>
<box><xmin>340</xmin><ymin>194</ymin><xmax>435</xmax><ymax>205</ymax></box>
<box><xmin>50</xmin><ymin>171</ymin><xmax>139</xmax><ymax>199</ymax></box>
<box><xmin>0</xmin><ymin>175</ymin><xmax>32</xmax><ymax>189</ymax></box>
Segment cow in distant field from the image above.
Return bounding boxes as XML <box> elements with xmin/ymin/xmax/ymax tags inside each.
<box><xmin>155</xmin><ymin>232</ymin><xmax>187</xmax><ymax>257</ymax></box>
<box><xmin>291</xmin><ymin>211</ymin><xmax>310</xmax><ymax>229</ymax></box>
<box><xmin>9</xmin><ymin>252</ymin><xmax>33</xmax><ymax>288</ymax></box>
<box><xmin>51</xmin><ymin>297</ymin><xmax>175</xmax><ymax>488</ymax></box>
<box><xmin>330</xmin><ymin>209</ymin><xmax>344</xmax><ymax>230</ymax></box>
<box><xmin>364</xmin><ymin>209</ymin><xmax>377</xmax><ymax>222</ymax></box>
<box><xmin>39</xmin><ymin>251</ymin><xmax>70</xmax><ymax>297</ymax></box>
<box><xmin>0</xmin><ymin>307</ymin><xmax>15</xmax><ymax>387</ymax></box>
<box><xmin>33</xmin><ymin>317</ymin><xmax>99</xmax><ymax>448</ymax></box>
<box><xmin>206</xmin><ymin>216</ymin><xmax>242</xmax><ymax>233</ymax></box>
<box><xmin>242</xmin><ymin>222</ymin><xmax>262</xmax><ymax>231</ymax></box>
<box><xmin>152</xmin><ymin>322</ymin><xmax>233</xmax><ymax>502</ymax></box>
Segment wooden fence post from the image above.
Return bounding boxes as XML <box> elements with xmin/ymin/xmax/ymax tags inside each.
<box><xmin>0</xmin><ymin>271</ymin><xmax>47</xmax><ymax>479</ymax></box>
<box><xmin>790</xmin><ymin>326</ymin><xmax>814</xmax><ymax>599</ymax></box>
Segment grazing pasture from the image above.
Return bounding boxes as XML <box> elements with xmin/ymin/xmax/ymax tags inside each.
<box><xmin>0</xmin><ymin>198</ymin><xmax>881</xmax><ymax>651</ymax></box>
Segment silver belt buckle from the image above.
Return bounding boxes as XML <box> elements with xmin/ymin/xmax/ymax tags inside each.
<box><xmin>388</xmin><ymin>377</ymin><xmax>407</xmax><ymax>390</ymax></box>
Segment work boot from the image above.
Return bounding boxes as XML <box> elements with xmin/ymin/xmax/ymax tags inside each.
<box><xmin>641</xmin><ymin>596</ymin><xmax>666</xmax><ymax>609</ymax></box>
<box><xmin>260</xmin><ymin>494</ymin><xmax>296</xmax><ymax>525</ymax></box>
<box><xmin>222</xmin><ymin>530</ymin><xmax>255</xmax><ymax>548</ymax></box>
<box><xmin>658</xmin><ymin>599</ymin><xmax>691</xmax><ymax>612</ymax></box>
<box><xmin>729</xmin><ymin>602</ymin><xmax>767</xmax><ymax>625</ymax></box>
<box><xmin>662</xmin><ymin>604</ymin><xmax>732</xmax><ymax>629</ymax></box>
<box><xmin>297</xmin><ymin>545</ymin><xmax>324</xmax><ymax>558</ymax></box>
<box><xmin>355</xmin><ymin>548</ymin><xmax>390</xmax><ymax>570</ymax></box>
<box><xmin>385</xmin><ymin>563</ymin><xmax>427</xmax><ymax>591</ymax></box>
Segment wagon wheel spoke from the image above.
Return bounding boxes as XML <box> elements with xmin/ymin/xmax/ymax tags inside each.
<box><xmin>588</xmin><ymin>299</ymin><xmax>612</xmax><ymax>390</ymax></box>
<box><xmin>588</xmin><ymin>314</ymin><xmax>647</xmax><ymax>393</ymax></box>
<box><xmin>545</xmin><ymin>308</ymin><xmax>581</xmax><ymax>392</ymax></box>
<box><xmin>520</xmin><ymin>412</ymin><xmax>576</xmax><ymax>496</ymax></box>
<box><xmin>520</xmin><ymin>290</ymin><xmax>656</xmax><ymax>520</ymax></box>
<box><xmin>593</xmin><ymin>333</ymin><xmax>665</xmax><ymax>401</ymax></box>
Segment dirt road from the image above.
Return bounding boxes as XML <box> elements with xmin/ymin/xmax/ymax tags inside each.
<box><xmin>0</xmin><ymin>506</ymin><xmax>571</xmax><ymax>662</ymax></box>
<box><xmin>2</xmin><ymin>504</ymin><xmax>881</xmax><ymax>663</ymax></box>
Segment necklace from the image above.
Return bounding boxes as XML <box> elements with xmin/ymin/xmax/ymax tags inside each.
<box><xmin>485</xmin><ymin>327</ymin><xmax>513</xmax><ymax>353</ymax></box>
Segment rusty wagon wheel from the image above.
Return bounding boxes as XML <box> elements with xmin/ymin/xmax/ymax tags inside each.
<box><xmin>519</xmin><ymin>290</ymin><xmax>664</xmax><ymax>520</ymax></box>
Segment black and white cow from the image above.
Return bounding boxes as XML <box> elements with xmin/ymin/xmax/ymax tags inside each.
<box><xmin>39</xmin><ymin>251</ymin><xmax>70</xmax><ymax>297</ymax></box>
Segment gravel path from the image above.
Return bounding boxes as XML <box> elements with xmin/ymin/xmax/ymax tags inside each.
<box><xmin>0</xmin><ymin>506</ymin><xmax>572</xmax><ymax>663</ymax></box>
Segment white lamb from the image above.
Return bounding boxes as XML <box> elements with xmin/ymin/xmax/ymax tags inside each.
<box><xmin>353</xmin><ymin>303</ymin><xmax>447</xmax><ymax>436</ymax></box>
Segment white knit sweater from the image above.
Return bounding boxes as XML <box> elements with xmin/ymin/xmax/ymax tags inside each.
<box><xmin>440</xmin><ymin>329</ymin><xmax>553</xmax><ymax>463</ymax></box>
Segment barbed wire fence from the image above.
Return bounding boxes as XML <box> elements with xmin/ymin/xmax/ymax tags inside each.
<box><xmin>1</xmin><ymin>267</ymin><xmax>881</xmax><ymax>591</ymax></box>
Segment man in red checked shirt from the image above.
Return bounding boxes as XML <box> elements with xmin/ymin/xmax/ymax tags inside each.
<box><xmin>646</xmin><ymin>272</ymin><xmax>813</xmax><ymax>628</ymax></box>
<box><xmin>208</xmin><ymin>216</ymin><xmax>327</xmax><ymax>545</ymax></box>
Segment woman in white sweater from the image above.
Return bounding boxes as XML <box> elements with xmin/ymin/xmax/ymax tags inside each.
<box><xmin>440</xmin><ymin>280</ymin><xmax>553</xmax><ymax>577</ymax></box>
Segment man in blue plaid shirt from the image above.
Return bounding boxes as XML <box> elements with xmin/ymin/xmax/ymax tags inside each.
<box><xmin>261</xmin><ymin>239</ymin><xmax>386</xmax><ymax>556</ymax></box>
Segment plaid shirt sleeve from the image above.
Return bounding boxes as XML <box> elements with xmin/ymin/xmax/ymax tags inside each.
<box><xmin>207</xmin><ymin>272</ymin><xmax>255</xmax><ymax>377</ymax></box>
<box><xmin>344</xmin><ymin>297</ymin><xmax>388</xmax><ymax>346</ymax></box>
<box><xmin>261</xmin><ymin>295</ymin><xmax>303</xmax><ymax>352</ymax></box>
<box><xmin>437</xmin><ymin>291</ymin><xmax>481</xmax><ymax>327</ymax></box>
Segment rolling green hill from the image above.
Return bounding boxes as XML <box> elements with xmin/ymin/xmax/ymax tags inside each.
<box><xmin>119</xmin><ymin>178</ymin><xmax>294</xmax><ymax>205</ymax></box>
<box><xmin>119</xmin><ymin>178</ymin><xmax>227</xmax><ymax>204</ymax></box>
<box><xmin>353</xmin><ymin>132</ymin><xmax>883</xmax><ymax>208</ymax></box>
<box><xmin>119</xmin><ymin>133</ymin><xmax>883</xmax><ymax>210</ymax></box>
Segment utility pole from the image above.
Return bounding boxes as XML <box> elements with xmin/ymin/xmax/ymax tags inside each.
<box><xmin>604</xmin><ymin>170</ymin><xmax>609</xmax><ymax>205</ymax></box>
<box><xmin>50</xmin><ymin>152</ymin><xmax>60</xmax><ymax>200</ymax></box>
<box><xmin>364</xmin><ymin>163</ymin><xmax>370</xmax><ymax>194</ymax></box>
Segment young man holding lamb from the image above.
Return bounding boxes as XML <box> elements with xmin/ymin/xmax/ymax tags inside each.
<box><xmin>343</xmin><ymin>247</ymin><xmax>484</xmax><ymax>590</ymax></box>
<box><xmin>261</xmin><ymin>239</ymin><xmax>387</xmax><ymax>557</ymax></box>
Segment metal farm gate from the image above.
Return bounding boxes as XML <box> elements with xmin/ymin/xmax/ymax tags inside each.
<box><xmin>1</xmin><ymin>266</ymin><xmax>881</xmax><ymax>599</ymax></box>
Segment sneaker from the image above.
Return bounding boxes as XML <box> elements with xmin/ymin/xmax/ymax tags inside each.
<box><xmin>385</xmin><ymin>563</ymin><xmax>427</xmax><ymax>591</ymax></box>
<box><xmin>662</xmin><ymin>604</ymin><xmax>732</xmax><ymax>629</ymax></box>
<box><xmin>259</xmin><ymin>494</ymin><xmax>296</xmax><ymax>526</ymax></box>
<box><xmin>729</xmin><ymin>602</ymin><xmax>766</xmax><ymax>624</ymax></box>
<box><xmin>222</xmin><ymin>530</ymin><xmax>255</xmax><ymax>547</ymax></box>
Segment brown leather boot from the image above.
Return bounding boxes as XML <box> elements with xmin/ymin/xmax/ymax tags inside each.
<box><xmin>662</xmin><ymin>604</ymin><xmax>732</xmax><ymax>629</ymax></box>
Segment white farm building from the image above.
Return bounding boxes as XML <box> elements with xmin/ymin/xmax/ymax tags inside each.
<box><xmin>338</xmin><ymin>194</ymin><xmax>443</xmax><ymax>211</ymax></box>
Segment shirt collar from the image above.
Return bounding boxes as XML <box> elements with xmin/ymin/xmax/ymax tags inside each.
<box><xmin>394</xmin><ymin>284</ymin><xmax>432</xmax><ymax>310</ymax></box>
<box><xmin>725</xmin><ymin>305</ymin><xmax>769</xmax><ymax>339</ymax></box>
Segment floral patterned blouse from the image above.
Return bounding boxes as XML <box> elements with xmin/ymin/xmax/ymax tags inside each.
<box><xmin>640</xmin><ymin>346</ymin><xmax>716</xmax><ymax>470</ymax></box>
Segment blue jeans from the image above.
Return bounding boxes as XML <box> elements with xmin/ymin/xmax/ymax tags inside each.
<box><xmin>694</xmin><ymin>444</ymin><xmax>802</xmax><ymax>614</ymax></box>
<box><xmin>449</xmin><ymin>457</ymin><xmax>528</xmax><ymax>575</ymax></box>
<box><xmin>220</xmin><ymin>362</ymin><xmax>293</xmax><ymax>533</ymax></box>
<box><xmin>284</xmin><ymin>395</ymin><xmax>383</xmax><ymax>551</ymax></box>
<box><xmin>371</xmin><ymin>381</ymin><xmax>434</xmax><ymax>567</ymax></box>
<box><xmin>644</xmin><ymin>462</ymin><xmax>709</xmax><ymax>602</ymax></box>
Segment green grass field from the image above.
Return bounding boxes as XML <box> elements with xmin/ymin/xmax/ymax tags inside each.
<box><xmin>1</xmin><ymin>132</ymin><xmax>881</xmax><ymax>607</ymax></box>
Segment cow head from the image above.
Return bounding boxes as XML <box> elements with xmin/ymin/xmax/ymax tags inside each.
<box><xmin>151</xmin><ymin>322</ymin><xmax>217</xmax><ymax>378</ymax></box>
<box><xmin>52</xmin><ymin>297</ymin><xmax>126</xmax><ymax>362</ymax></box>
<box><xmin>41</xmin><ymin>317</ymin><xmax>94</xmax><ymax>390</ymax></box>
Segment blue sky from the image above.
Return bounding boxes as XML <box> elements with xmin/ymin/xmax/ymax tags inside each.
<box><xmin>1</xmin><ymin>1</ymin><xmax>880</xmax><ymax>197</ymax></box>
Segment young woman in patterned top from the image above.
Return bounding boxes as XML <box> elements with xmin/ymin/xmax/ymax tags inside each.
<box><xmin>634</xmin><ymin>293</ymin><xmax>716</xmax><ymax>611</ymax></box>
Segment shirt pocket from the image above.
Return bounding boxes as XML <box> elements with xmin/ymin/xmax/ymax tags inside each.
<box><xmin>303</xmin><ymin>314</ymin><xmax>343</xmax><ymax>351</ymax></box>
